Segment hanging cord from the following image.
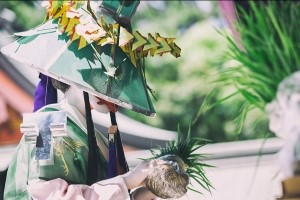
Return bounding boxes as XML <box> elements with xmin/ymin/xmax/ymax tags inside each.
<box><xmin>84</xmin><ymin>91</ymin><xmax>99</xmax><ymax>185</ymax></box>
<box><xmin>109</xmin><ymin>111</ymin><xmax>130</xmax><ymax>197</ymax></box>
<box><xmin>109</xmin><ymin>112</ymin><xmax>129</xmax><ymax>174</ymax></box>
<box><xmin>110</xmin><ymin>111</ymin><xmax>117</xmax><ymax>126</ymax></box>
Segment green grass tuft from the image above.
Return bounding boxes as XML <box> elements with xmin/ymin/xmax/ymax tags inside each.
<box><xmin>148</xmin><ymin>124</ymin><xmax>213</xmax><ymax>194</ymax></box>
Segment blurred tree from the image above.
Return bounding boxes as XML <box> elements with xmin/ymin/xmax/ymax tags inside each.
<box><xmin>124</xmin><ymin>1</ymin><xmax>272</xmax><ymax>142</ymax></box>
<box><xmin>0</xmin><ymin>1</ymin><xmax>44</xmax><ymax>32</ymax></box>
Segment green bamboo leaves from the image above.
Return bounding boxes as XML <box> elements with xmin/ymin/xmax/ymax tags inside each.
<box><xmin>204</xmin><ymin>1</ymin><xmax>300</xmax><ymax>132</ymax></box>
<box><xmin>230</xmin><ymin>2</ymin><xmax>300</xmax><ymax>105</ymax></box>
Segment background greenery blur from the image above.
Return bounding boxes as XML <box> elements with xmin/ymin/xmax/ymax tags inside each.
<box><xmin>0</xmin><ymin>1</ymin><xmax>273</xmax><ymax>143</ymax></box>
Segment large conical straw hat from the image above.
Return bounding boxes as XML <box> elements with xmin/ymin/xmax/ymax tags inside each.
<box><xmin>1</xmin><ymin>0</ymin><xmax>181</xmax><ymax>116</ymax></box>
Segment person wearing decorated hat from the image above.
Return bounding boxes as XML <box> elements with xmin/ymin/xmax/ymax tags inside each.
<box><xmin>1</xmin><ymin>0</ymin><xmax>181</xmax><ymax>200</ymax></box>
<box><xmin>4</xmin><ymin>77</ymin><xmax>165</xmax><ymax>199</ymax></box>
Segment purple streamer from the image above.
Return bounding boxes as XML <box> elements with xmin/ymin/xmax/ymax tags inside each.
<box><xmin>33</xmin><ymin>74</ymin><xmax>57</xmax><ymax>112</ymax></box>
<box><xmin>108</xmin><ymin>137</ymin><xmax>117</xmax><ymax>178</ymax></box>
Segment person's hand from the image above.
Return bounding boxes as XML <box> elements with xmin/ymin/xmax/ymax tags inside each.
<box><xmin>131</xmin><ymin>187</ymin><xmax>157</xmax><ymax>200</ymax></box>
<box><xmin>122</xmin><ymin>159</ymin><xmax>166</xmax><ymax>189</ymax></box>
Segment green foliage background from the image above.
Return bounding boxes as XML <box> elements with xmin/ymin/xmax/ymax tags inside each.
<box><xmin>0</xmin><ymin>1</ymin><xmax>44</xmax><ymax>31</ymax></box>
<box><xmin>0</xmin><ymin>1</ymin><xmax>272</xmax><ymax>143</ymax></box>
<box><xmin>123</xmin><ymin>1</ymin><xmax>272</xmax><ymax>142</ymax></box>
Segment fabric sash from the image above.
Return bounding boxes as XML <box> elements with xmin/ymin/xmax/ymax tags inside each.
<box><xmin>108</xmin><ymin>112</ymin><xmax>129</xmax><ymax>178</ymax></box>
<box><xmin>33</xmin><ymin>73</ymin><xmax>57</xmax><ymax>112</ymax></box>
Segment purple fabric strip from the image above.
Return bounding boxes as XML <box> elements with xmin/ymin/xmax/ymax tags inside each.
<box><xmin>116</xmin><ymin>131</ymin><xmax>129</xmax><ymax>173</ymax></box>
<box><xmin>108</xmin><ymin>139</ymin><xmax>117</xmax><ymax>178</ymax></box>
<box><xmin>33</xmin><ymin>73</ymin><xmax>57</xmax><ymax>112</ymax></box>
<box><xmin>108</xmin><ymin>131</ymin><xmax>129</xmax><ymax>178</ymax></box>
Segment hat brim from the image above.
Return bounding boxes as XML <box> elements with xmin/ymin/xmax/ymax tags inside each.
<box><xmin>1</xmin><ymin>20</ymin><xmax>155</xmax><ymax>116</ymax></box>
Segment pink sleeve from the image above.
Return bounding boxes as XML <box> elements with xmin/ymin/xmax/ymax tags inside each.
<box><xmin>27</xmin><ymin>177</ymin><xmax>130</xmax><ymax>200</ymax></box>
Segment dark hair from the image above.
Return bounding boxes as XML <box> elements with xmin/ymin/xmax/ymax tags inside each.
<box><xmin>51</xmin><ymin>78</ymin><xmax>70</xmax><ymax>93</ymax></box>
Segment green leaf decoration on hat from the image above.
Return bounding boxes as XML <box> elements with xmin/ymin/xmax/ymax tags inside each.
<box><xmin>43</xmin><ymin>0</ymin><xmax>181</xmax><ymax>65</ymax></box>
<box><xmin>155</xmin><ymin>38</ymin><xmax>172</xmax><ymax>56</ymax></box>
<box><xmin>119</xmin><ymin>27</ymin><xmax>134</xmax><ymax>47</ymax></box>
<box><xmin>143</xmin><ymin>34</ymin><xmax>160</xmax><ymax>57</ymax></box>
<box><xmin>132</xmin><ymin>31</ymin><xmax>147</xmax><ymax>51</ymax></box>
